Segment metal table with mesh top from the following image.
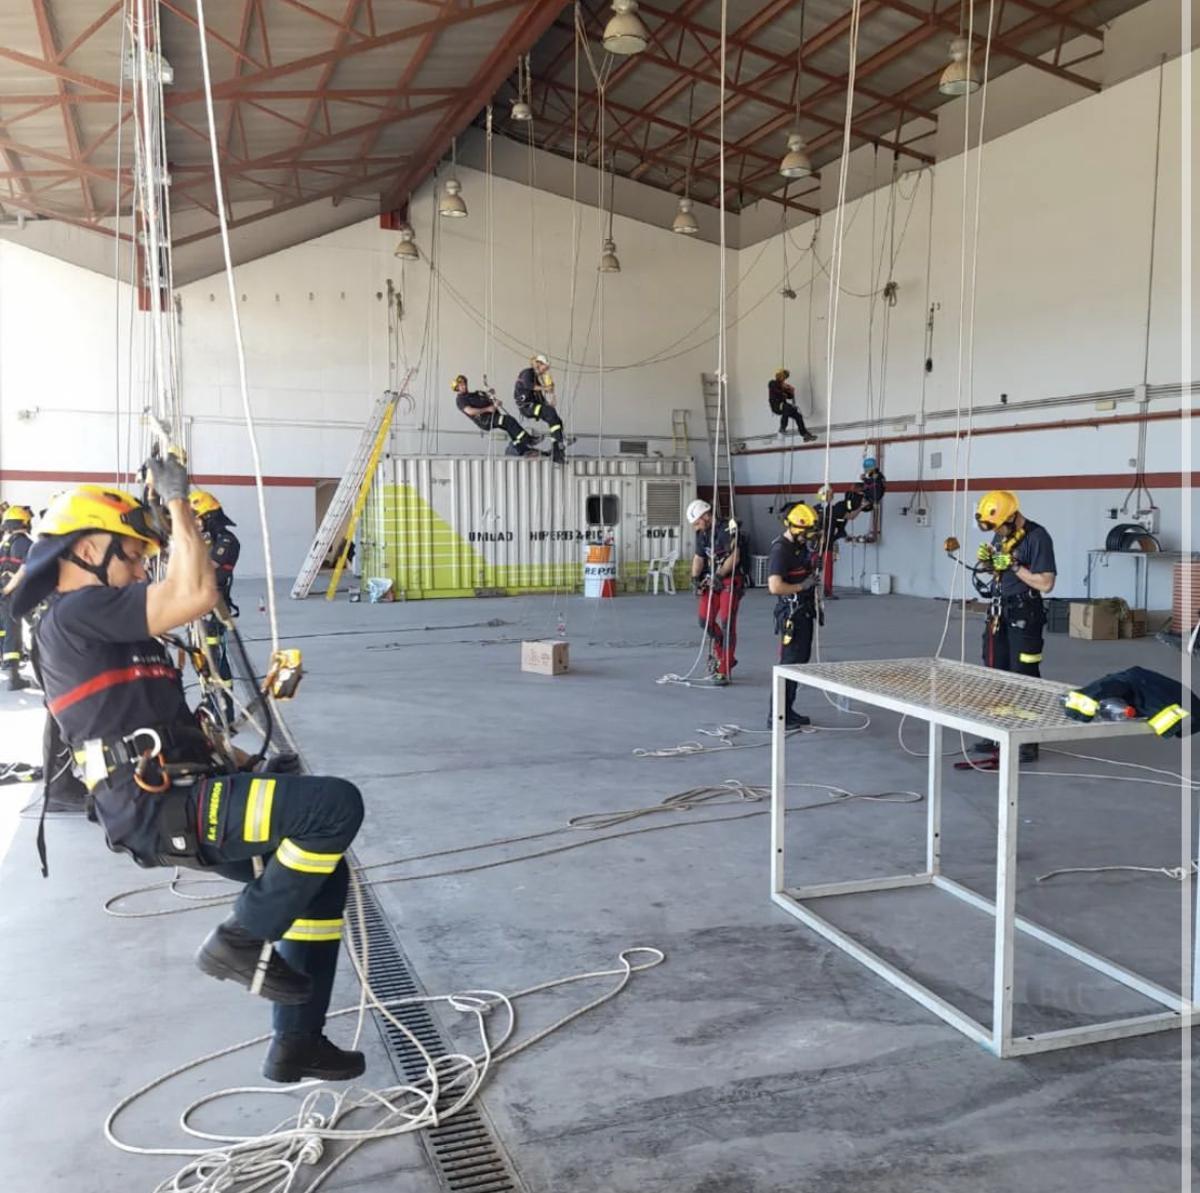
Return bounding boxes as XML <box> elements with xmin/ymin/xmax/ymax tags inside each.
<box><xmin>770</xmin><ymin>656</ymin><xmax>1197</xmax><ymax>1057</ymax></box>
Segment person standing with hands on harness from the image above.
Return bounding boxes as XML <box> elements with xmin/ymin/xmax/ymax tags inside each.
<box><xmin>514</xmin><ymin>353</ymin><xmax>566</xmax><ymax>463</ymax></box>
<box><xmin>971</xmin><ymin>489</ymin><xmax>1057</xmax><ymax>764</ymax></box>
<box><xmin>689</xmin><ymin>499</ymin><xmax>742</xmax><ymax>685</ymax></box>
<box><xmin>453</xmin><ymin>375</ymin><xmax>539</xmax><ymax>456</ymax></box>
<box><xmin>768</xmin><ymin>502</ymin><xmax>821</xmax><ymax>729</ymax></box>
<box><xmin>10</xmin><ymin>460</ymin><xmax>367</xmax><ymax>1084</ymax></box>
<box><xmin>0</xmin><ymin>504</ymin><xmax>34</xmax><ymax>690</ymax></box>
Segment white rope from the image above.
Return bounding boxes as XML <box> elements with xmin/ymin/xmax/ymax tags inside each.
<box><xmin>194</xmin><ymin>0</ymin><xmax>280</xmax><ymax>658</ymax></box>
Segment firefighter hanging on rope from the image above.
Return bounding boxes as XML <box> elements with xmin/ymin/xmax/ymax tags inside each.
<box><xmin>514</xmin><ymin>353</ymin><xmax>566</xmax><ymax>463</ymax></box>
<box><xmin>453</xmin><ymin>374</ymin><xmax>540</xmax><ymax>456</ymax></box>
<box><xmin>10</xmin><ymin>465</ymin><xmax>368</xmax><ymax>1085</ymax></box>
<box><xmin>0</xmin><ymin>504</ymin><xmax>34</xmax><ymax>691</ymax></box>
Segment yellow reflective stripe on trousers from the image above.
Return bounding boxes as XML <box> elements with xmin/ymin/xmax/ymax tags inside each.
<box><xmin>1064</xmin><ymin>690</ymin><xmax>1099</xmax><ymax>716</ymax></box>
<box><xmin>1018</xmin><ymin>652</ymin><xmax>1043</xmax><ymax>664</ymax></box>
<box><xmin>276</xmin><ymin>837</ymin><xmax>341</xmax><ymax>874</ymax></box>
<box><xmin>1147</xmin><ymin>704</ymin><xmax>1187</xmax><ymax>736</ymax></box>
<box><xmin>242</xmin><ymin>778</ymin><xmax>276</xmax><ymax>843</ymax></box>
<box><xmin>282</xmin><ymin>917</ymin><xmax>344</xmax><ymax>942</ymax></box>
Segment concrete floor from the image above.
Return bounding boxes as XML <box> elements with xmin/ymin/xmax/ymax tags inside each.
<box><xmin>0</xmin><ymin>587</ymin><xmax>1195</xmax><ymax>1192</ymax></box>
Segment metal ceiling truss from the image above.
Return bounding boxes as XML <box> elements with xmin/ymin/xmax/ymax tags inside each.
<box><xmin>0</xmin><ymin>0</ymin><xmax>1125</xmax><ymax>249</ymax></box>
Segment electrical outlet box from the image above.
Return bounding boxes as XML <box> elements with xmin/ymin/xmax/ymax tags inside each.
<box><xmin>1108</xmin><ymin>508</ymin><xmax>1119</xmax><ymax>519</ymax></box>
<box><xmin>930</xmin><ymin>451</ymin><xmax>942</xmax><ymax>469</ymax></box>
<box><xmin>916</xmin><ymin>513</ymin><xmax>930</xmax><ymax>528</ymax></box>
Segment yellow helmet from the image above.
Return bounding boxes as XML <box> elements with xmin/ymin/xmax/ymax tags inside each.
<box><xmin>451</xmin><ymin>374</ymin><xmax>468</xmax><ymax>390</ymax></box>
<box><xmin>188</xmin><ymin>490</ymin><xmax>222</xmax><ymax>518</ymax></box>
<box><xmin>11</xmin><ymin>486</ymin><xmax>162</xmax><ymax>619</ymax></box>
<box><xmin>39</xmin><ymin>485</ymin><xmax>162</xmax><ymax>552</ymax></box>
<box><xmin>1</xmin><ymin>504</ymin><xmax>33</xmax><ymax>528</ymax></box>
<box><xmin>785</xmin><ymin>502</ymin><xmax>818</xmax><ymax>531</ymax></box>
<box><xmin>775</xmin><ymin>368</ymin><xmax>790</xmax><ymax>382</ymax></box>
<box><xmin>975</xmin><ymin>490</ymin><xmax>1020</xmax><ymax>531</ymax></box>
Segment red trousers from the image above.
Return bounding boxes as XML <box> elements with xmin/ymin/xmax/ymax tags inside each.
<box><xmin>697</xmin><ymin>581</ymin><xmax>742</xmax><ymax>677</ymax></box>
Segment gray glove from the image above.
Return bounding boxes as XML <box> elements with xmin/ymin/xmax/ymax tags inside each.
<box><xmin>146</xmin><ymin>454</ymin><xmax>190</xmax><ymax>505</ymax></box>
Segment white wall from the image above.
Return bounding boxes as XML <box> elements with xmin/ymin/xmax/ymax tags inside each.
<box><xmin>726</xmin><ymin>51</ymin><xmax>1198</xmax><ymax>608</ymax></box>
<box><xmin>1</xmin><ymin>48</ymin><xmax>1194</xmax><ymax>607</ymax></box>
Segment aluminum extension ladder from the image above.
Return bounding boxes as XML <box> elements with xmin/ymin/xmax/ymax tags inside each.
<box><xmin>700</xmin><ymin>371</ymin><xmax>734</xmax><ymax>514</ymax></box>
<box><xmin>290</xmin><ymin>382</ymin><xmax>408</xmax><ymax>599</ymax></box>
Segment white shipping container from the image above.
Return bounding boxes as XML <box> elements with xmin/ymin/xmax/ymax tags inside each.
<box><xmin>361</xmin><ymin>455</ymin><xmax>695</xmax><ymax>599</ymax></box>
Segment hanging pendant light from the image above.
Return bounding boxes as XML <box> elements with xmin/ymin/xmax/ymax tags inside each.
<box><xmin>779</xmin><ymin>17</ymin><xmax>813</xmax><ymax>181</ymax></box>
<box><xmin>779</xmin><ymin>132</ymin><xmax>813</xmax><ymax>179</ymax></box>
<box><xmin>603</xmin><ymin>0</ymin><xmax>648</xmax><ymax>55</ymax></box>
<box><xmin>439</xmin><ymin>176</ymin><xmax>467</xmax><ymax>217</ymax></box>
<box><xmin>393</xmin><ymin>223</ymin><xmax>418</xmax><ymax>260</ymax></box>
<box><xmin>511</xmin><ymin>53</ymin><xmax>533</xmax><ymax>121</ymax></box>
<box><xmin>598</xmin><ymin>237</ymin><xmax>621</xmax><ymax>272</ymax></box>
<box><xmin>599</xmin><ymin>155</ymin><xmax>620</xmax><ymax>271</ymax></box>
<box><xmin>939</xmin><ymin>37</ymin><xmax>980</xmax><ymax>96</ymax></box>
<box><xmin>438</xmin><ymin>139</ymin><xmax>467</xmax><ymax>218</ymax></box>
<box><xmin>673</xmin><ymin>84</ymin><xmax>699</xmax><ymax>235</ymax></box>
<box><xmin>673</xmin><ymin>197</ymin><xmax>699</xmax><ymax>235</ymax></box>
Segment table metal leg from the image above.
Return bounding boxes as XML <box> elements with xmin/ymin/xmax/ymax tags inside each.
<box><xmin>927</xmin><ymin>722</ymin><xmax>943</xmax><ymax>876</ymax></box>
<box><xmin>771</xmin><ymin>668</ymin><xmax>787</xmax><ymax>897</ymax></box>
<box><xmin>993</xmin><ymin>741</ymin><xmax>1020</xmax><ymax>1055</ymax></box>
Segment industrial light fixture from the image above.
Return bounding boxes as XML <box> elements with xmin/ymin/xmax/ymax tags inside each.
<box><xmin>672</xmin><ymin>197</ymin><xmax>699</xmax><ymax>235</ymax></box>
<box><xmin>393</xmin><ymin>223</ymin><xmax>418</xmax><ymax>260</ymax></box>
<box><xmin>438</xmin><ymin>139</ymin><xmax>467</xmax><ymax>218</ymax></box>
<box><xmin>779</xmin><ymin>132</ymin><xmax>813</xmax><ymax>179</ymax></box>
<box><xmin>598</xmin><ymin>237</ymin><xmax>621</xmax><ymax>272</ymax></box>
<box><xmin>938</xmin><ymin>37</ymin><xmax>980</xmax><ymax>96</ymax></box>
<box><xmin>603</xmin><ymin>0</ymin><xmax>649</xmax><ymax>55</ymax></box>
<box><xmin>511</xmin><ymin>54</ymin><xmax>533</xmax><ymax>121</ymax></box>
<box><xmin>779</xmin><ymin>13</ymin><xmax>813</xmax><ymax>180</ymax></box>
<box><xmin>673</xmin><ymin>85</ymin><xmax>699</xmax><ymax>235</ymax></box>
<box><xmin>599</xmin><ymin>155</ymin><xmax>620</xmax><ymax>272</ymax></box>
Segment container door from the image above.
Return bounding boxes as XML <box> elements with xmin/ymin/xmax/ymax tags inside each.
<box><xmin>640</xmin><ymin>478</ymin><xmax>685</xmax><ymax>588</ymax></box>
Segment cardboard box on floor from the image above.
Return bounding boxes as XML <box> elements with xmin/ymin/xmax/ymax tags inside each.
<box><xmin>522</xmin><ymin>640</ymin><xmax>569</xmax><ymax>675</ymax></box>
<box><xmin>1069</xmin><ymin>600</ymin><xmax>1122</xmax><ymax>640</ymax></box>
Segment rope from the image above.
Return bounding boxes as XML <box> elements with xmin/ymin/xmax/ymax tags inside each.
<box><xmin>194</xmin><ymin>0</ymin><xmax>280</xmax><ymax>659</ymax></box>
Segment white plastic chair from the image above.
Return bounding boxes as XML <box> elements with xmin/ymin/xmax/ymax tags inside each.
<box><xmin>645</xmin><ymin>549</ymin><xmax>679</xmax><ymax>594</ymax></box>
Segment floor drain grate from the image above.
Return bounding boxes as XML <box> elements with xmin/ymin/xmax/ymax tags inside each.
<box><xmin>353</xmin><ymin>874</ymin><xmax>524</xmax><ymax>1193</ymax></box>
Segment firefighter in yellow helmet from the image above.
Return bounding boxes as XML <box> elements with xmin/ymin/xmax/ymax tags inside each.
<box><xmin>0</xmin><ymin>504</ymin><xmax>35</xmax><ymax>689</ymax></box>
<box><xmin>972</xmin><ymin>489</ymin><xmax>1057</xmax><ymax>763</ymax></box>
<box><xmin>452</xmin><ymin>375</ymin><xmax>540</xmax><ymax>456</ymax></box>
<box><xmin>189</xmin><ymin>490</ymin><xmax>241</xmax><ymax>725</ymax></box>
<box><xmin>10</xmin><ymin>468</ymin><xmax>367</xmax><ymax>1084</ymax></box>
<box><xmin>767</xmin><ymin>502</ymin><xmax>821</xmax><ymax>727</ymax></box>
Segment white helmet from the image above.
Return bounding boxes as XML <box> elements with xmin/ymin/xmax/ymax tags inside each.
<box><xmin>532</xmin><ymin>353</ymin><xmax>550</xmax><ymax>367</ymax></box>
<box><xmin>686</xmin><ymin>499</ymin><xmax>712</xmax><ymax>525</ymax></box>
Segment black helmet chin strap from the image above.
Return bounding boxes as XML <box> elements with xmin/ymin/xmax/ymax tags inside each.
<box><xmin>64</xmin><ymin>535</ymin><xmax>136</xmax><ymax>587</ymax></box>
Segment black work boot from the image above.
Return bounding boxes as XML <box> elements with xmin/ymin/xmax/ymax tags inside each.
<box><xmin>262</xmin><ymin>1033</ymin><xmax>366</xmax><ymax>1084</ymax></box>
<box><xmin>970</xmin><ymin>738</ymin><xmax>998</xmax><ymax>754</ymax></box>
<box><xmin>551</xmin><ymin>443</ymin><xmax>566</xmax><ymax>464</ymax></box>
<box><xmin>1018</xmin><ymin>743</ymin><xmax>1040</xmax><ymax>764</ymax></box>
<box><xmin>5</xmin><ymin>663</ymin><xmax>29</xmax><ymax>692</ymax></box>
<box><xmin>196</xmin><ymin>917</ymin><xmax>313</xmax><ymax>1005</ymax></box>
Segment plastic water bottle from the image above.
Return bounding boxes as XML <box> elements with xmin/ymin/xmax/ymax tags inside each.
<box><xmin>1096</xmin><ymin>697</ymin><xmax>1137</xmax><ymax>721</ymax></box>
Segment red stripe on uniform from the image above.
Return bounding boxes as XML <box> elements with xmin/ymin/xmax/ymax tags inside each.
<box><xmin>47</xmin><ymin>664</ymin><xmax>178</xmax><ymax>716</ymax></box>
